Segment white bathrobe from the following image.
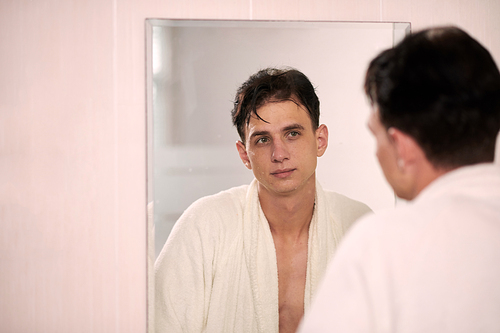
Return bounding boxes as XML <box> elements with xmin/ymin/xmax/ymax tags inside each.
<box><xmin>155</xmin><ymin>179</ymin><xmax>371</xmax><ymax>333</ymax></box>
<box><xmin>299</xmin><ymin>164</ymin><xmax>500</xmax><ymax>333</ymax></box>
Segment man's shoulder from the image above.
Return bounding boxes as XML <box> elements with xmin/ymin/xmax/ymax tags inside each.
<box><xmin>191</xmin><ymin>184</ymin><xmax>249</xmax><ymax>210</ymax></box>
<box><xmin>161</xmin><ymin>184</ymin><xmax>250</xmax><ymax>251</ymax></box>
<box><xmin>318</xmin><ymin>188</ymin><xmax>373</xmax><ymax>233</ymax></box>
<box><xmin>342</xmin><ymin>201</ymin><xmax>430</xmax><ymax>252</ymax></box>
<box><xmin>177</xmin><ymin>184</ymin><xmax>249</xmax><ymax>231</ymax></box>
<box><xmin>323</xmin><ymin>190</ymin><xmax>370</xmax><ymax>208</ymax></box>
<box><xmin>322</xmin><ymin>190</ymin><xmax>373</xmax><ymax>219</ymax></box>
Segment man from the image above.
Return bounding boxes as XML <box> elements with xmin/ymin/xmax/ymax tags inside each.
<box><xmin>299</xmin><ymin>26</ymin><xmax>500</xmax><ymax>332</ymax></box>
<box><xmin>155</xmin><ymin>67</ymin><xmax>371</xmax><ymax>333</ymax></box>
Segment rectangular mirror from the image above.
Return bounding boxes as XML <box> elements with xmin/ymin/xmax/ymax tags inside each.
<box><xmin>146</xmin><ymin>18</ymin><xmax>410</xmax><ymax>330</ymax></box>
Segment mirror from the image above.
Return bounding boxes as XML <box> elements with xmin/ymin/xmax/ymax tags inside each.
<box><xmin>146</xmin><ymin>18</ymin><xmax>410</xmax><ymax>330</ymax></box>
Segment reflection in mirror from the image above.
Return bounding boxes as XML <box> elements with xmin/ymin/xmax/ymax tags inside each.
<box><xmin>147</xmin><ymin>19</ymin><xmax>410</xmax><ymax>257</ymax></box>
<box><xmin>146</xmin><ymin>19</ymin><xmax>410</xmax><ymax>331</ymax></box>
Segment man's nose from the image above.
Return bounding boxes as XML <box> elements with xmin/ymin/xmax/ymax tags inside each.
<box><xmin>271</xmin><ymin>139</ymin><xmax>290</xmax><ymax>163</ymax></box>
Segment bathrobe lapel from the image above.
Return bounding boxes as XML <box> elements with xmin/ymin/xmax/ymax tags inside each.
<box><xmin>242</xmin><ymin>179</ymin><xmax>342</xmax><ymax>332</ymax></box>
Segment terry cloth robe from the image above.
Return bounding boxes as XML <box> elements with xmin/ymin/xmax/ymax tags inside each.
<box><xmin>155</xmin><ymin>179</ymin><xmax>372</xmax><ymax>333</ymax></box>
<box><xmin>298</xmin><ymin>164</ymin><xmax>500</xmax><ymax>333</ymax></box>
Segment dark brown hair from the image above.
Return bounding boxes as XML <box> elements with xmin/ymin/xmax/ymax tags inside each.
<box><xmin>365</xmin><ymin>26</ymin><xmax>500</xmax><ymax>167</ymax></box>
<box><xmin>231</xmin><ymin>67</ymin><xmax>320</xmax><ymax>144</ymax></box>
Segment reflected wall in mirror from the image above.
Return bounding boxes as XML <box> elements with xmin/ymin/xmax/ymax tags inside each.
<box><xmin>147</xmin><ymin>19</ymin><xmax>410</xmax><ymax>260</ymax></box>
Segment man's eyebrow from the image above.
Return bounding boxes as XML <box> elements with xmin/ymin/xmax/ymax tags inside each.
<box><xmin>283</xmin><ymin>124</ymin><xmax>305</xmax><ymax>132</ymax></box>
<box><xmin>248</xmin><ymin>124</ymin><xmax>306</xmax><ymax>140</ymax></box>
<box><xmin>249</xmin><ymin>130</ymin><xmax>270</xmax><ymax>140</ymax></box>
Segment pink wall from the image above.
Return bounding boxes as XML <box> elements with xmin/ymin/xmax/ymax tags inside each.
<box><xmin>1</xmin><ymin>0</ymin><xmax>499</xmax><ymax>331</ymax></box>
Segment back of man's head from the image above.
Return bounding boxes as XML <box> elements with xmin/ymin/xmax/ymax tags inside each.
<box><xmin>365</xmin><ymin>26</ymin><xmax>500</xmax><ymax>168</ymax></box>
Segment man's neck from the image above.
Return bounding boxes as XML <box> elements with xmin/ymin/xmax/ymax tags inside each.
<box><xmin>258</xmin><ymin>181</ymin><xmax>316</xmax><ymax>239</ymax></box>
<box><xmin>408</xmin><ymin>160</ymin><xmax>457</xmax><ymax>200</ymax></box>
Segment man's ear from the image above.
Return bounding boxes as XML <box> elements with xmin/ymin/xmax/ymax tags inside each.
<box><xmin>236</xmin><ymin>141</ymin><xmax>252</xmax><ymax>170</ymax></box>
<box><xmin>316</xmin><ymin>124</ymin><xmax>329</xmax><ymax>157</ymax></box>
<box><xmin>387</xmin><ymin>127</ymin><xmax>421</xmax><ymax>169</ymax></box>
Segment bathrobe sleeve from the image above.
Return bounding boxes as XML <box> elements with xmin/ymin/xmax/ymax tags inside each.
<box><xmin>154</xmin><ymin>185</ymin><xmax>248</xmax><ymax>333</ymax></box>
<box><xmin>154</xmin><ymin>197</ymin><xmax>220</xmax><ymax>333</ymax></box>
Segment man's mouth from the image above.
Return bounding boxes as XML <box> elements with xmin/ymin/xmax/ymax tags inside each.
<box><xmin>271</xmin><ymin>168</ymin><xmax>295</xmax><ymax>178</ymax></box>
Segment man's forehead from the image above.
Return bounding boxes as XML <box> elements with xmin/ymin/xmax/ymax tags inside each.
<box><xmin>263</xmin><ymin>97</ymin><xmax>304</xmax><ymax>109</ymax></box>
<box><xmin>245</xmin><ymin>111</ymin><xmax>312</xmax><ymax>136</ymax></box>
<box><xmin>241</xmin><ymin>99</ymin><xmax>314</xmax><ymax>138</ymax></box>
<box><xmin>250</xmin><ymin>100</ymin><xmax>309</xmax><ymax>121</ymax></box>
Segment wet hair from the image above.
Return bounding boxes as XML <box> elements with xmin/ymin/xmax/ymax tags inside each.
<box><xmin>231</xmin><ymin>67</ymin><xmax>320</xmax><ymax>144</ymax></box>
<box><xmin>365</xmin><ymin>26</ymin><xmax>500</xmax><ymax>168</ymax></box>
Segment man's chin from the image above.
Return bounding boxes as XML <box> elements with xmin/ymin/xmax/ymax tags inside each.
<box><xmin>261</xmin><ymin>179</ymin><xmax>315</xmax><ymax>197</ymax></box>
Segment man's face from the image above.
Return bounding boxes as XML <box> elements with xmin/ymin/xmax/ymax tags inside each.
<box><xmin>367</xmin><ymin>107</ymin><xmax>409</xmax><ymax>199</ymax></box>
<box><xmin>237</xmin><ymin>100</ymin><xmax>328</xmax><ymax>197</ymax></box>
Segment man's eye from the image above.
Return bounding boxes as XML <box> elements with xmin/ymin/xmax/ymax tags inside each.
<box><xmin>256</xmin><ymin>137</ymin><xmax>269</xmax><ymax>144</ymax></box>
<box><xmin>288</xmin><ymin>131</ymin><xmax>300</xmax><ymax>138</ymax></box>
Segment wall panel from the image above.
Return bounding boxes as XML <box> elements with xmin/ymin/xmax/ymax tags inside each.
<box><xmin>0</xmin><ymin>0</ymin><xmax>498</xmax><ymax>331</ymax></box>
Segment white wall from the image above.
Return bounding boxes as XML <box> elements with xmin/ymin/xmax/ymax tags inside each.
<box><xmin>1</xmin><ymin>0</ymin><xmax>499</xmax><ymax>332</ymax></box>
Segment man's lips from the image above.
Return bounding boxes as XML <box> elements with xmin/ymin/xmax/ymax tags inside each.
<box><xmin>271</xmin><ymin>168</ymin><xmax>296</xmax><ymax>178</ymax></box>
